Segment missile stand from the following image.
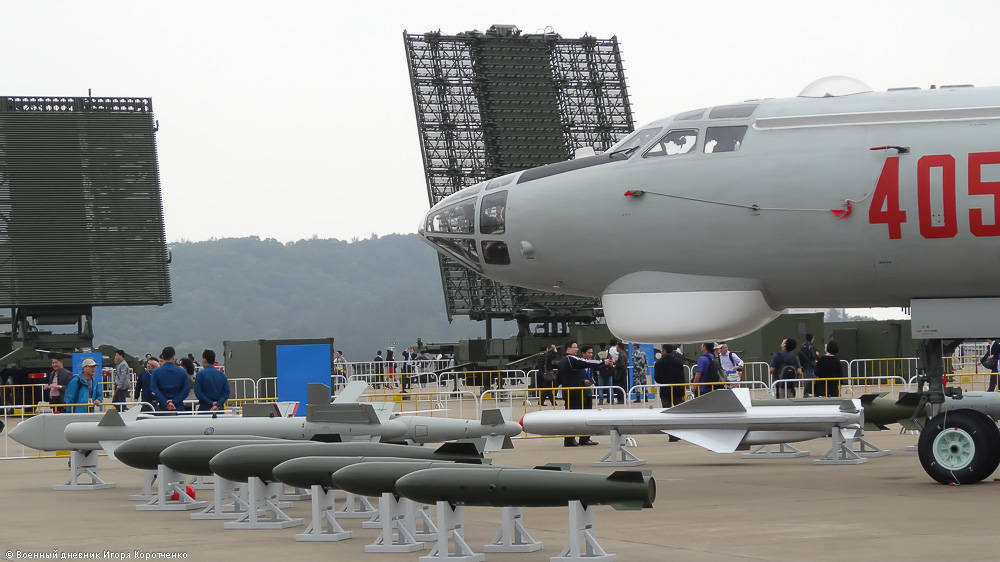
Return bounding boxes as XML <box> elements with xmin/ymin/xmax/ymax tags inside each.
<box><xmin>53</xmin><ymin>450</ymin><xmax>115</xmax><ymax>491</ymax></box>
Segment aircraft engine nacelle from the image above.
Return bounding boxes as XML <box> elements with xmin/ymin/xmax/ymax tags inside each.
<box><xmin>600</xmin><ymin>272</ymin><xmax>782</xmax><ymax>344</ymax></box>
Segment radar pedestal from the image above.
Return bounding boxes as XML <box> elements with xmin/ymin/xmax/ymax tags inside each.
<box><xmin>53</xmin><ymin>450</ymin><xmax>115</xmax><ymax>491</ymax></box>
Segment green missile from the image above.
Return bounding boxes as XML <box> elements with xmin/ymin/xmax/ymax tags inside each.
<box><xmin>272</xmin><ymin>456</ymin><xmax>442</xmax><ymax>489</ymax></box>
<box><xmin>159</xmin><ymin>437</ymin><xmax>299</xmax><ymax>476</ymax></box>
<box><xmin>115</xmin><ymin>435</ymin><xmax>280</xmax><ymax>471</ymax></box>
<box><xmin>395</xmin><ymin>467</ymin><xmax>655</xmax><ymax>510</ymax></box>
<box><xmin>209</xmin><ymin>441</ymin><xmax>484</xmax><ymax>483</ymax></box>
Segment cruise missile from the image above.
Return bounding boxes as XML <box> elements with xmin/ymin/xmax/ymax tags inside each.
<box><xmin>392</xmin><ymin>409</ymin><xmax>521</xmax><ymax>451</ymax></box>
<box><xmin>520</xmin><ymin>388</ymin><xmax>862</xmax><ymax>453</ymax></box>
<box><xmin>396</xmin><ymin>467</ymin><xmax>656</xmax><ymax>510</ymax></box>
<box><xmin>114</xmin><ymin>435</ymin><xmax>284</xmax><ymax>471</ymax></box>
<box><xmin>61</xmin><ymin>382</ymin><xmax>519</xmax><ymax>457</ymax></box>
<box><xmin>209</xmin><ymin>441</ymin><xmax>486</xmax><ymax>483</ymax></box>
<box><xmin>63</xmin><ymin>383</ymin><xmax>409</xmax><ymax>457</ymax></box>
<box><xmin>272</xmin><ymin>456</ymin><xmax>457</xmax><ymax>490</ymax></box>
<box><xmin>8</xmin><ymin>412</ymin><xmax>105</xmax><ymax>451</ymax></box>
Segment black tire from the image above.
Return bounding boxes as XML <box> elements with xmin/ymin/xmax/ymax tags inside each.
<box><xmin>918</xmin><ymin>408</ymin><xmax>1000</xmax><ymax>485</ymax></box>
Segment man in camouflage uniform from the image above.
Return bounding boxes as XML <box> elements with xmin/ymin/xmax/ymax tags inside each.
<box><xmin>631</xmin><ymin>343</ymin><xmax>649</xmax><ymax>403</ymax></box>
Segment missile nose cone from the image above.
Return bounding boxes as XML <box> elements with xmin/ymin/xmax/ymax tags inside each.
<box><xmin>7</xmin><ymin>417</ymin><xmax>33</xmax><ymax>447</ymax></box>
<box><xmin>518</xmin><ymin>415</ymin><xmax>525</xmax><ymax>430</ymax></box>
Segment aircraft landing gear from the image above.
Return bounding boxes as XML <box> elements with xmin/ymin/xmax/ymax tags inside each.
<box><xmin>917</xmin><ymin>409</ymin><xmax>1000</xmax><ymax>485</ymax></box>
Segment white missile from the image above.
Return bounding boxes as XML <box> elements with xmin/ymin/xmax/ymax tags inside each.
<box><xmin>519</xmin><ymin>388</ymin><xmax>862</xmax><ymax>453</ymax></box>
<box><xmin>52</xmin><ymin>382</ymin><xmax>519</xmax><ymax>458</ymax></box>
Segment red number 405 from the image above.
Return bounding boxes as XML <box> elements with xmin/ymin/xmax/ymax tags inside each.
<box><xmin>869</xmin><ymin>152</ymin><xmax>1000</xmax><ymax>239</ymax></box>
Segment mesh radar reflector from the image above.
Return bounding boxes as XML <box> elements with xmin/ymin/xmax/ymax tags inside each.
<box><xmin>209</xmin><ymin>441</ymin><xmax>485</xmax><ymax>483</ymax></box>
<box><xmin>115</xmin><ymin>435</ymin><xmax>284</xmax><ymax>471</ymax></box>
<box><xmin>396</xmin><ymin>467</ymin><xmax>655</xmax><ymax>511</ymax></box>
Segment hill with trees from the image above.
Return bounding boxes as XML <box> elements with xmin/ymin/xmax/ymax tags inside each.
<box><xmin>93</xmin><ymin>234</ymin><xmax>494</xmax><ymax>362</ymax></box>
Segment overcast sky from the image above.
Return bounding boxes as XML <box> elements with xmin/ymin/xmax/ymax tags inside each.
<box><xmin>2</xmin><ymin>0</ymin><xmax>996</xmax><ymax>245</ymax></box>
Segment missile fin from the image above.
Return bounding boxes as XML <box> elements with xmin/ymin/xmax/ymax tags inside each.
<box><xmin>839</xmin><ymin>399</ymin><xmax>860</xmax><ymax>414</ymax></box>
<box><xmin>662</xmin><ymin>428</ymin><xmax>747</xmax><ymax>453</ymax></box>
<box><xmin>332</xmin><ymin>380</ymin><xmax>369</xmax><ymax>404</ymax></box>
<box><xmin>308</xmin><ymin>403</ymin><xmax>380</xmax><ymax>424</ymax></box>
<box><xmin>434</xmin><ymin>440</ymin><xmax>484</xmax><ymax>457</ymax></box>
<box><xmin>121</xmin><ymin>408</ymin><xmax>142</xmax><ymax>422</ymax></box>
<box><xmin>502</xmin><ymin>436</ymin><xmax>514</xmax><ymax>450</ymax></box>
<box><xmin>483</xmin><ymin>434</ymin><xmax>504</xmax><ymax>452</ymax></box>
<box><xmin>607</xmin><ymin>470</ymin><xmax>645</xmax><ymax>482</ymax></box>
<box><xmin>859</xmin><ymin>392</ymin><xmax>888</xmax><ymax>406</ymax></box>
<box><xmin>662</xmin><ymin>389</ymin><xmax>749</xmax><ymax>414</ymax></box>
<box><xmin>895</xmin><ymin>392</ymin><xmax>923</xmax><ymax>408</ymax></box>
<box><xmin>99</xmin><ymin>440</ymin><xmax>125</xmax><ymax>460</ymax></box>
<box><xmin>481</xmin><ymin>408</ymin><xmax>505</xmax><ymax>426</ymax></box>
<box><xmin>609</xmin><ymin>501</ymin><xmax>644</xmax><ymax>511</ymax></box>
<box><xmin>97</xmin><ymin>409</ymin><xmax>125</xmax><ymax>427</ymax></box>
<box><xmin>533</xmin><ymin>463</ymin><xmax>571</xmax><ymax>471</ymax></box>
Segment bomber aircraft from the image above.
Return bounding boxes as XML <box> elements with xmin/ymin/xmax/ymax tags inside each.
<box><xmin>419</xmin><ymin>76</ymin><xmax>1000</xmax><ymax>485</ymax></box>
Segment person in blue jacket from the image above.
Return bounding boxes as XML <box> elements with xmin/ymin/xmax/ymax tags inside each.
<box><xmin>194</xmin><ymin>349</ymin><xmax>230</xmax><ymax>411</ymax></box>
<box><xmin>64</xmin><ymin>358</ymin><xmax>104</xmax><ymax>413</ymax></box>
<box><xmin>150</xmin><ymin>346</ymin><xmax>191</xmax><ymax>411</ymax></box>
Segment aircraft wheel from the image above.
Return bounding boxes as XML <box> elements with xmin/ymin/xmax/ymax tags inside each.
<box><xmin>918</xmin><ymin>409</ymin><xmax>1000</xmax><ymax>485</ymax></box>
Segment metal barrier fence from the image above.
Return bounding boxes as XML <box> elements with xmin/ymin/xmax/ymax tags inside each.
<box><xmin>358</xmin><ymin>389</ymin><xmax>480</xmax><ymax>420</ymax></box>
<box><xmin>339</xmin><ymin>359</ymin><xmax>455</xmax><ymax>377</ymax></box>
<box><xmin>741</xmin><ymin>362</ymin><xmax>771</xmax><ymax>388</ymax></box>
<box><xmin>848</xmin><ymin>358</ymin><xmax>920</xmax><ymax>383</ymax></box>
<box><xmin>256</xmin><ymin>375</ymin><xmax>350</xmax><ymax>401</ymax></box>
<box><xmin>770</xmin><ymin>375</ymin><xmax>909</xmax><ymax>398</ymax></box>
<box><xmin>348</xmin><ymin>372</ymin><xmax>439</xmax><ymax>390</ymax></box>
<box><xmin>628</xmin><ymin>380</ymin><xmax>771</xmax><ymax>406</ymax></box>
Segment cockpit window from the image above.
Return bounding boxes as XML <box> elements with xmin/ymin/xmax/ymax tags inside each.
<box><xmin>427</xmin><ymin>236</ymin><xmax>481</xmax><ymax>270</ymax></box>
<box><xmin>485</xmin><ymin>174</ymin><xmax>515</xmax><ymax>190</ymax></box>
<box><xmin>605</xmin><ymin>127</ymin><xmax>663</xmax><ymax>157</ymax></box>
<box><xmin>704</xmin><ymin>126</ymin><xmax>748</xmax><ymax>153</ymax></box>
<box><xmin>709</xmin><ymin>104</ymin><xmax>758</xmax><ymax>119</ymax></box>
<box><xmin>479</xmin><ymin>191</ymin><xmax>508</xmax><ymax>235</ymax></box>
<box><xmin>644</xmin><ymin>129</ymin><xmax>698</xmax><ymax>157</ymax></box>
<box><xmin>675</xmin><ymin>108</ymin><xmax>706</xmax><ymax>121</ymax></box>
<box><xmin>425</xmin><ymin>198</ymin><xmax>476</xmax><ymax>234</ymax></box>
<box><xmin>482</xmin><ymin>241</ymin><xmax>511</xmax><ymax>265</ymax></box>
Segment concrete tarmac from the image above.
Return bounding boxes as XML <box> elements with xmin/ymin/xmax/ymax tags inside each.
<box><xmin>0</xmin><ymin>430</ymin><xmax>997</xmax><ymax>561</ymax></box>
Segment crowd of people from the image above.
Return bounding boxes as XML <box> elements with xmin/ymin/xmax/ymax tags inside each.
<box><xmin>44</xmin><ymin>346</ymin><xmax>230</xmax><ymax>413</ymax></box>
<box><xmin>529</xmin><ymin>335</ymin><xmax>849</xmax><ymax>447</ymax></box>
